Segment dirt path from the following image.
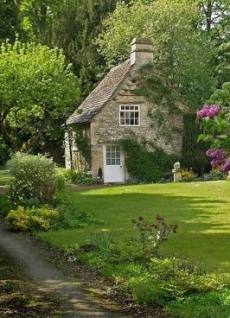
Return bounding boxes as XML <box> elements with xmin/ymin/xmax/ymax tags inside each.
<box><xmin>0</xmin><ymin>224</ymin><xmax>128</xmax><ymax>318</ymax></box>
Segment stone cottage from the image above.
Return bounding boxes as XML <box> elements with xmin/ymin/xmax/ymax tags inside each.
<box><xmin>66</xmin><ymin>38</ymin><xmax>186</xmax><ymax>183</ymax></box>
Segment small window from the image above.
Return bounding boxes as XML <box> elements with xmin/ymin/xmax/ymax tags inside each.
<box><xmin>119</xmin><ymin>105</ymin><xmax>140</xmax><ymax>126</ymax></box>
<box><xmin>106</xmin><ymin>145</ymin><xmax>121</xmax><ymax>165</ymax></box>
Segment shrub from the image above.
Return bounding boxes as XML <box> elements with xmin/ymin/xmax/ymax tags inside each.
<box><xmin>132</xmin><ymin>214</ymin><xmax>178</xmax><ymax>257</ymax></box>
<box><xmin>167</xmin><ymin>289</ymin><xmax>230</xmax><ymax>318</ymax></box>
<box><xmin>148</xmin><ymin>258</ymin><xmax>222</xmax><ymax>301</ymax></box>
<box><xmin>64</xmin><ymin>170</ymin><xmax>94</xmax><ymax>185</ymax></box>
<box><xmin>6</xmin><ymin>206</ymin><xmax>59</xmax><ymax>232</ymax></box>
<box><xmin>86</xmin><ymin>232</ymin><xmax>114</xmax><ymax>257</ymax></box>
<box><xmin>0</xmin><ymin>195</ymin><xmax>13</xmax><ymax>217</ymax></box>
<box><xmin>109</xmin><ymin>240</ymin><xmax>145</xmax><ymax>263</ymax></box>
<box><xmin>120</xmin><ymin>138</ymin><xmax>177</xmax><ymax>183</ymax></box>
<box><xmin>55</xmin><ymin>199</ymin><xmax>104</xmax><ymax>229</ymax></box>
<box><xmin>204</xmin><ymin>169</ymin><xmax>225</xmax><ymax>181</ymax></box>
<box><xmin>0</xmin><ymin>138</ymin><xmax>10</xmax><ymax>166</ymax></box>
<box><xmin>7</xmin><ymin>153</ymin><xmax>64</xmax><ymax>204</ymax></box>
<box><xmin>181</xmin><ymin>169</ymin><xmax>197</xmax><ymax>182</ymax></box>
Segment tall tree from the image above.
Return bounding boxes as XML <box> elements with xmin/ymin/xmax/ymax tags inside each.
<box><xmin>0</xmin><ymin>0</ymin><xmax>21</xmax><ymax>42</ymax></box>
<box><xmin>97</xmin><ymin>0</ymin><xmax>216</xmax><ymax>109</ymax></box>
<box><xmin>197</xmin><ymin>0</ymin><xmax>230</xmax><ymax>35</ymax></box>
<box><xmin>0</xmin><ymin>41</ymin><xmax>79</xmax><ymax>152</ymax></box>
<box><xmin>19</xmin><ymin>0</ymin><xmax>124</xmax><ymax>96</ymax></box>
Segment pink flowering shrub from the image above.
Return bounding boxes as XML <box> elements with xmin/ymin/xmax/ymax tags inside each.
<box><xmin>197</xmin><ymin>104</ymin><xmax>230</xmax><ymax>174</ymax></box>
<box><xmin>197</xmin><ymin>105</ymin><xmax>220</xmax><ymax>119</ymax></box>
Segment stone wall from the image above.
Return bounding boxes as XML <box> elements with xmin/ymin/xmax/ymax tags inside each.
<box><xmin>89</xmin><ymin>70</ymin><xmax>184</xmax><ymax>179</ymax></box>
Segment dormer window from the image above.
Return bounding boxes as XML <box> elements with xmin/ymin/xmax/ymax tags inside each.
<box><xmin>119</xmin><ymin>105</ymin><xmax>140</xmax><ymax>126</ymax></box>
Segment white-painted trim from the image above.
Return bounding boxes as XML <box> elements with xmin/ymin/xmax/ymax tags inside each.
<box><xmin>119</xmin><ymin>104</ymin><xmax>140</xmax><ymax>127</ymax></box>
<box><xmin>103</xmin><ymin>145</ymin><xmax>125</xmax><ymax>183</ymax></box>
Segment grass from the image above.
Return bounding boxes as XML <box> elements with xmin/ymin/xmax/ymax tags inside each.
<box><xmin>0</xmin><ymin>169</ymin><xmax>12</xmax><ymax>186</ymax></box>
<box><xmin>37</xmin><ymin>181</ymin><xmax>230</xmax><ymax>278</ymax></box>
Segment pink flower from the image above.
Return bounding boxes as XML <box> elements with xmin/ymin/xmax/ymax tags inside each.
<box><xmin>206</xmin><ymin>149</ymin><xmax>227</xmax><ymax>161</ymax></box>
<box><xmin>197</xmin><ymin>105</ymin><xmax>221</xmax><ymax>119</ymax></box>
<box><xmin>221</xmin><ymin>159</ymin><xmax>230</xmax><ymax>173</ymax></box>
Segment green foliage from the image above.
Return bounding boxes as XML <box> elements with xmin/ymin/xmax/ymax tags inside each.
<box><xmin>209</xmin><ymin>82</ymin><xmax>230</xmax><ymax>108</ymax></box>
<box><xmin>64</xmin><ymin>170</ymin><xmax>94</xmax><ymax>184</ymax></box>
<box><xmin>0</xmin><ymin>0</ymin><xmax>21</xmax><ymax>43</ymax></box>
<box><xmin>109</xmin><ymin>240</ymin><xmax>144</xmax><ymax>263</ymax></box>
<box><xmin>204</xmin><ymin>169</ymin><xmax>225</xmax><ymax>181</ymax></box>
<box><xmin>6</xmin><ymin>206</ymin><xmax>59</xmax><ymax>232</ymax></box>
<box><xmin>147</xmin><ymin>258</ymin><xmax>222</xmax><ymax>301</ymax></box>
<box><xmin>182</xmin><ymin>114</ymin><xmax>210</xmax><ymax>174</ymax></box>
<box><xmin>97</xmin><ymin>0</ymin><xmax>215</xmax><ymax>108</ymax></box>
<box><xmin>87</xmin><ymin>232</ymin><xmax>114</xmax><ymax>257</ymax></box>
<box><xmin>0</xmin><ymin>40</ymin><xmax>79</xmax><ymax>152</ymax></box>
<box><xmin>120</xmin><ymin>138</ymin><xmax>177</xmax><ymax>182</ymax></box>
<box><xmin>180</xmin><ymin>169</ymin><xmax>197</xmax><ymax>182</ymax></box>
<box><xmin>0</xmin><ymin>138</ymin><xmax>10</xmax><ymax>166</ymax></box>
<box><xmin>132</xmin><ymin>215</ymin><xmax>178</xmax><ymax>257</ymax></box>
<box><xmin>55</xmin><ymin>198</ymin><xmax>104</xmax><ymax>229</ymax></box>
<box><xmin>19</xmin><ymin>0</ymin><xmax>120</xmax><ymax>96</ymax></box>
<box><xmin>8</xmin><ymin>153</ymin><xmax>63</xmax><ymax>205</ymax></box>
<box><xmin>167</xmin><ymin>289</ymin><xmax>230</xmax><ymax>318</ymax></box>
<box><xmin>74</xmin><ymin>126</ymin><xmax>91</xmax><ymax>166</ymax></box>
<box><xmin>198</xmin><ymin>111</ymin><xmax>230</xmax><ymax>150</ymax></box>
<box><xmin>215</xmin><ymin>42</ymin><xmax>230</xmax><ymax>88</ymax></box>
<box><xmin>0</xmin><ymin>195</ymin><xmax>13</xmax><ymax>217</ymax></box>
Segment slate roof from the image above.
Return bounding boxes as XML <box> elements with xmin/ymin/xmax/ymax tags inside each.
<box><xmin>67</xmin><ymin>60</ymin><xmax>132</xmax><ymax>125</ymax></box>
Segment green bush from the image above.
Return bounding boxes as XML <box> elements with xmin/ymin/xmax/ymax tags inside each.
<box><xmin>147</xmin><ymin>258</ymin><xmax>221</xmax><ymax>301</ymax></box>
<box><xmin>64</xmin><ymin>169</ymin><xmax>94</xmax><ymax>185</ymax></box>
<box><xmin>6</xmin><ymin>206</ymin><xmax>59</xmax><ymax>232</ymax></box>
<box><xmin>181</xmin><ymin>169</ymin><xmax>197</xmax><ymax>182</ymax></box>
<box><xmin>167</xmin><ymin>289</ymin><xmax>230</xmax><ymax>318</ymax></box>
<box><xmin>7</xmin><ymin>153</ymin><xmax>64</xmax><ymax>204</ymax></box>
<box><xmin>204</xmin><ymin>169</ymin><xmax>225</xmax><ymax>181</ymax></box>
<box><xmin>0</xmin><ymin>195</ymin><xmax>13</xmax><ymax>217</ymax></box>
<box><xmin>54</xmin><ymin>198</ymin><xmax>104</xmax><ymax>230</ymax></box>
<box><xmin>120</xmin><ymin>139</ymin><xmax>177</xmax><ymax>182</ymax></box>
<box><xmin>0</xmin><ymin>138</ymin><xmax>10</xmax><ymax>166</ymax></box>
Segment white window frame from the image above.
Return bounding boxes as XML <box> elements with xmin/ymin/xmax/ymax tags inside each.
<box><xmin>119</xmin><ymin>104</ymin><xmax>140</xmax><ymax>127</ymax></box>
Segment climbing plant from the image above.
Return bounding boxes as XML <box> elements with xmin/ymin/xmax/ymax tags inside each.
<box><xmin>120</xmin><ymin>138</ymin><xmax>177</xmax><ymax>183</ymax></box>
<box><xmin>134</xmin><ymin>63</ymin><xmax>185</xmax><ymax>143</ymax></box>
<box><xmin>74</xmin><ymin>126</ymin><xmax>91</xmax><ymax>166</ymax></box>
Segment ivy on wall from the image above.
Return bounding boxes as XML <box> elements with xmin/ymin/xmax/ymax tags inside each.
<box><xmin>134</xmin><ymin>63</ymin><xmax>184</xmax><ymax>143</ymax></box>
<box><xmin>120</xmin><ymin>138</ymin><xmax>177</xmax><ymax>183</ymax></box>
<box><xmin>74</xmin><ymin>126</ymin><xmax>91</xmax><ymax>166</ymax></box>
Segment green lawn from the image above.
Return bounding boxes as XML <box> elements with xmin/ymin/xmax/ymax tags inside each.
<box><xmin>0</xmin><ymin>169</ymin><xmax>12</xmax><ymax>186</ymax></box>
<box><xmin>38</xmin><ymin>181</ymin><xmax>230</xmax><ymax>278</ymax></box>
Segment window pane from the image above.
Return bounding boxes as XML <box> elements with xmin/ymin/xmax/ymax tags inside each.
<box><xmin>120</xmin><ymin>105</ymin><xmax>140</xmax><ymax>126</ymax></box>
<box><xmin>116</xmin><ymin>158</ymin><xmax>120</xmax><ymax>165</ymax></box>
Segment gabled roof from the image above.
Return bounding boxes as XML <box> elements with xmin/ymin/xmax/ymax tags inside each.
<box><xmin>67</xmin><ymin>60</ymin><xmax>132</xmax><ymax>125</ymax></box>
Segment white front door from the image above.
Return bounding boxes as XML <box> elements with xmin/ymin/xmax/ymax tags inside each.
<box><xmin>103</xmin><ymin>145</ymin><xmax>125</xmax><ymax>183</ymax></box>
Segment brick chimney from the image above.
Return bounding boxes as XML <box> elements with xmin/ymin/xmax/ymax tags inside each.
<box><xmin>130</xmin><ymin>38</ymin><xmax>153</xmax><ymax>66</ymax></box>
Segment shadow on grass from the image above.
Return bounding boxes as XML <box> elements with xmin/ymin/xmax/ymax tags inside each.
<box><xmin>69</xmin><ymin>190</ymin><xmax>230</xmax><ymax>274</ymax></box>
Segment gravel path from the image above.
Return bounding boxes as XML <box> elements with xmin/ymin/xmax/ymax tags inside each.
<box><xmin>0</xmin><ymin>224</ymin><xmax>128</xmax><ymax>318</ymax></box>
